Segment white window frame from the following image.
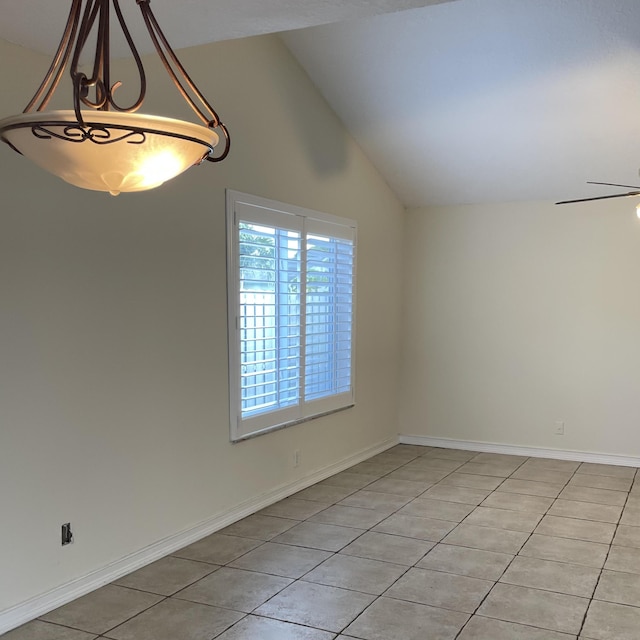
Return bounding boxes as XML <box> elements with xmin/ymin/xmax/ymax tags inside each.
<box><xmin>226</xmin><ymin>190</ymin><xmax>357</xmax><ymax>442</ymax></box>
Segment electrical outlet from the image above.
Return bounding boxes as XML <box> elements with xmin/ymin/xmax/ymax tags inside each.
<box><xmin>61</xmin><ymin>523</ymin><xmax>73</xmax><ymax>546</ymax></box>
<box><xmin>555</xmin><ymin>420</ymin><xmax>565</xmax><ymax>436</ymax></box>
<box><xmin>293</xmin><ymin>449</ymin><xmax>301</xmax><ymax>467</ymax></box>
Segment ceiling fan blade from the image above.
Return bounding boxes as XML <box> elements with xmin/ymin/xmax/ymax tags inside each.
<box><xmin>587</xmin><ymin>181</ymin><xmax>640</xmax><ymax>190</ymax></box>
<box><xmin>556</xmin><ymin>191</ymin><xmax>640</xmax><ymax>205</ymax></box>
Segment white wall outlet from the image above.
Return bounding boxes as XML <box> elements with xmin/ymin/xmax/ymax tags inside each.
<box><xmin>555</xmin><ymin>420</ymin><xmax>565</xmax><ymax>436</ymax></box>
<box><xmin>293</xmin><ymin>449</ymin><xmax>301</xmax><ymax>467</ymax></box>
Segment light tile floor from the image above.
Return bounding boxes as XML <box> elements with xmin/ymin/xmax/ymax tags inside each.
<box><xmin>7</xmin><ymin>445</ymin><xmax>640</xmax><ymax>639</ymax></box>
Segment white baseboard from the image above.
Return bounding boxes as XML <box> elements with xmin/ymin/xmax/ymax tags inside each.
<box><xmin>0</xmin><ymin>436</ymin><xmax>398</xmax><ymax>635</ymax></box>
<box><xmin>400</xmin><ymin>434</ymin><xmax>640</xmax><ymax>468</ymax></box>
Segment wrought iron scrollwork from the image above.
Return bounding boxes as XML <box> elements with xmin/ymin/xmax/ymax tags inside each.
<box><xmin>32</xmin><ymin>124</ymin><xmax>146</xmax><ymax>145</ymax></box>
<box><xmin>71</xmin><ymin>0</ymin><xmax>147</xmax><ymax>122</ymax></box>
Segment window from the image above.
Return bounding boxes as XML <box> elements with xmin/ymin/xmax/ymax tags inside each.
<box><xmin>226</xmin><ymin>190</ymin><xmax>356</xmax><ymax>441</ymax></box>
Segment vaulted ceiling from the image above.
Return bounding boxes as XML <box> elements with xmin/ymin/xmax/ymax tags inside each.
<box><xmin>2</xmin><ymin>0</ymin><xmax>640</xmax><ymax>206</ymax></box>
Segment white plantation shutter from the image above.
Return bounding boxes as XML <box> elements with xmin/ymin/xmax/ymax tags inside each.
<box><xmin>239</xmin><ymin>222</ymin><xmax>301</xmax><ymax>416</ymax></box>
<box><xmin>304</xmin><ymin>220</ymin><xmax>355</xmax><ymax>413</ymax></box>
<box><xmin>227</xmin><ymin>191</ymin><xmax>356</xmax><ymax>441</ymax></box>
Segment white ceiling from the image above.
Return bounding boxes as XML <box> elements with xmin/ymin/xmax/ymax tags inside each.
<box><xmin>2</xmin><ymin>0</ymin><xmax>640</xmax><ymax>206</ymax></box>
<box><xmin>284</xmin><ymin>0</ymin><xmax>640</xmax><ymax>206</ymax></box>
<box><xmin>0</xmin><ymin>0</ymin><xmax>456</xmax><ymax>56</ymax></box>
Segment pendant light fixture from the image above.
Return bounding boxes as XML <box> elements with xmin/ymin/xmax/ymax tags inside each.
<box><xmin>0</xmin><ymin>0</ymin><xmax>230</xmax><ymax>195</ymax></box>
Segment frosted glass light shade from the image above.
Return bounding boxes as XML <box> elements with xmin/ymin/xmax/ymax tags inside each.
<box><xmin>0</xmin><ymin>110</ymin><xmax>219</xmax><ymax>195</ymax></box>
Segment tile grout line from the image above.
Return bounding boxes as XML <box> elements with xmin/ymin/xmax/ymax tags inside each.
<box><xmin>207</xmin><ymin>447</ymin><xmax>432</xmax><ymax>638</ymax></box>
<box><xmin>452</xmin><ymin>455</ymin><xmax>584</xmax><ymax>639</ymax></box>
<box><xmin>344</xmin><ymin>450</ymin><xmax>532</xmax><ymax>639</ymax></box>
<box><xmin>164</xmin><ymin>453</ymin><xmax>627</xmax><ymax>639</ymax></box>
<box><xmin>575</xmin><ymin>466</ymin><xmax>639</xmax><ymax>639</ymax></box>
<box><xmin>308</xmin><ymin>447</ymin><xmax>473</xmax><ymax>637</ymax></box>
<box><xmin>331</xmin><ymin>448</ymin><xmax>475</xmax><ymax>636</ymax></box>
<box><xmin>249</xmin><ymin>449</ymin><xmax>602</xmax><ymax>638</ymax></box>
<box><xmin>31</xmin><ymin>447</ymin><xmax>640</xmax><ymax>640</ymax></box>
<box><xmin>333</xmin><ymin>455</ymin><xmax>637</xmax><ymax>639</ymax></box>
<box><xmin>450</xmin><ymin>455</ymin><xmax>546</xmax><ymax>639</ymax></box>
<box><xmin>173</xmin><ymin>455</ymin><xmax>637</xmax><ymax>637</ymax></box>
<box><xmin>317</xmin><ymin>447</ymin><xmax>463</xmax><ymax>637</ymax></box>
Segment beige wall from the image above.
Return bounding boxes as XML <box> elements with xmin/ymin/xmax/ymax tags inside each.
<box><xmin>399</xmin><ymin>200</ymin><xmax>640</xmax><ymax>456</ymax></box>
<box><xmin>0</xmin><ymin>34</ymin><xmax>404</xmax><ymax>612</ymax></box>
